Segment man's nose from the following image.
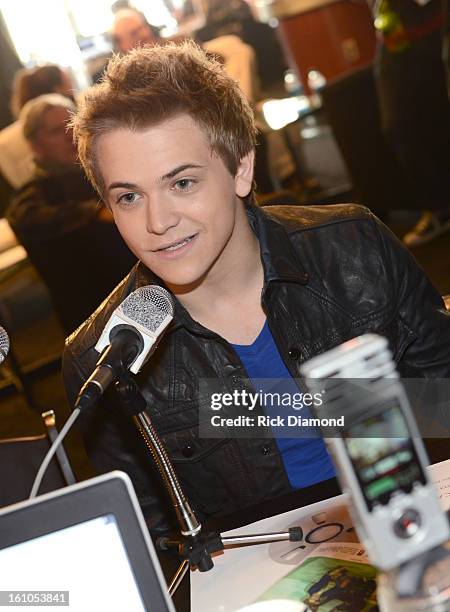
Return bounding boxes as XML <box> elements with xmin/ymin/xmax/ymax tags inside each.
<box><xmin>145</xmin><ymin>198</ymin><xmax>179</xmax><ymax>235</ymax></box>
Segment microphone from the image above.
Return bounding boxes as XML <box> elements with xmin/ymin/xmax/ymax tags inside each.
<box><xmin>75</xmin><ymin>285</ymin><xmax>174</xmax><ymax>411</ymax></box>
<box><xmin>0</xmin><ymin>326</ymin><xmax>10</xmax><ymax>364</ymax></box>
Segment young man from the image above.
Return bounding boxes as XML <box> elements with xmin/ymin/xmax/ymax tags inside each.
<box><xmin>63</xmin><ymin>42</ymin><xmax>450</xmax><ymax>535</ymax></box>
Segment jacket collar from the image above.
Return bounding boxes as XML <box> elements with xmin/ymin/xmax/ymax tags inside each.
<box><xmin>135</xmin><ymin>205</ymin><xmax>308</xmax><ymax>335</ymax></box>
<box><xmin>247</xmin><ymin>205</ymin><xmax>309</xmax><ymax>285</ymax></box>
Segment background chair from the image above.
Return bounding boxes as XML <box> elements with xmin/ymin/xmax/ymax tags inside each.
<box><xmin>0</xmin><ymin>409</ymin><xmax>75</xmax><ymax>508</ymax></box>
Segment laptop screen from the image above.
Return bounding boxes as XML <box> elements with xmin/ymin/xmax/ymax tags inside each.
<box><xmin>0</xmin><ymin>471</ymin><xmax>175</xmax><ymax>612</ymax></box>
<box><xmin>0</xmin><ymin>514</ymin><xmax>146</xmax><ymax>610</ymax></box>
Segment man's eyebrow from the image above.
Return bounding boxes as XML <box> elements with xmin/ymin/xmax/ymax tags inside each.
<box><xmin>160</xmin><ymin>163</ymin><xmax>204</xmax><ymax>182</ymax></box>
<box><xmin>108</xmin><ymin>181</ymin><xmax>139</xmax><ymax>191</ymax></box>
<box><xmin>107</xmin><ymin>164</ymin><xmax>204</xmax><ymax>191</ymax></box>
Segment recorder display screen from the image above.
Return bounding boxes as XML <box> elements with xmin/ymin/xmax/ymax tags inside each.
<box><xmin>343</xmin><ymin>405</ymin><xmax>427</xmax><ymax>511</ymax></box>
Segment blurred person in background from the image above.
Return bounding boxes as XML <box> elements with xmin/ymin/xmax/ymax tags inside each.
<box><xmin>0</xmin><ymin>65</ymin><xmax>75</xmax><ymax>193</ymax></box>
<box><xmin>10</xmin><ymin>64</ymin><xmax>75</xmax><ymax>118</ymax></box>
<box><xmin>7</xmin><ymin>94</ymin><xmax>97</xmax><ymax>256</ymax></box>
<box><xmin>6</xmin><ymin>94</ymin><xmax>136</xmax><ymax>333</ymax></box>
<box><xmin>110</xmin><ymin>6</ymin><xmax>160</xmax><ymax>52</ymax></box>
<box><xmin>371</xmin><ymin>0</ymin><xmax>450</xmax><ymax>246</ymax></box>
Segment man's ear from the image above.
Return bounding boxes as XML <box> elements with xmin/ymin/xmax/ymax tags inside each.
<box><xmin>234</xmin><ymin>150</ymin><xmax>255</xmax><ymax>198</ymax></box>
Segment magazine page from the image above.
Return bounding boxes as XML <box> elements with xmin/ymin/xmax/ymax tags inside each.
<box><xmin>257</xmin><ymin>543</ymin><xmax>378</xmax><ymax>612</ymax></box>
<box><xmin>430</xmin><ymin>458</ymin><xmax>450</xmax><ymax>512</ymax></box>
<box><xmin>190</xmin><ymin>495</ymin><xmax>356</xmax><ymax>612</ymax></box>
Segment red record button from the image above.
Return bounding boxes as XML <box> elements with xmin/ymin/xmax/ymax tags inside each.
<box><xmin>393</xmin><ymin>509</ymin><xmax>421</xmax><ymax>538</ymax></box>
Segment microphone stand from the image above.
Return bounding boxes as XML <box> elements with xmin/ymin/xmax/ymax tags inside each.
<box><xmin>114</xmin><ymin>372</ymin><xmax>303</xmax><ymax>595</ymax></box>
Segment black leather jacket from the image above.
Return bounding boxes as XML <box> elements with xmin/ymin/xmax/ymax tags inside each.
<box><xmin>62</xmin><ymin>204</ymin><xmax>450</xmax><ymax>533</ymax></box>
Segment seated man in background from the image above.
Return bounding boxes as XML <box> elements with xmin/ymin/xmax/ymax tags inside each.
<box><xmin>63</xmin><ymin>42</ymin><xmax>450</xmax><ymax>536</ymax></box>
<box><xmin>6</xmin><ymin>94</ymin><xmax>135</xmax><ymax>334</ymax></box>
<box><xmin>0</xmin><ymin>64</ymin><xmax>76</xmax><ymax>194</ymax></box>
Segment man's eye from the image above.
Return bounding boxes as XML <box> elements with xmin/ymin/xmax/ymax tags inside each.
<box><xmin>117</xmin><ymin>192</ymin><xmax>140</xmax><ymax>205</ymax></box>
<box><xmin>173</xmin><ymin>178</ymin><xmax>196</xmax><ymax>191</ymax></box>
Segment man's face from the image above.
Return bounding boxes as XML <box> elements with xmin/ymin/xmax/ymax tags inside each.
<box><xmin>113</xmin><ymin>16</ymin><xmax>157</xmax><ymax>53</ymax></box>
<box><xmin>32</xmin><ymin>106</ymin><xmax>77</xmax><ymax>166</ymax></box>
<box><xmin>96</xmin><ymin>114</ymin><xmax>253</xmax><ymax>291</ymax></box>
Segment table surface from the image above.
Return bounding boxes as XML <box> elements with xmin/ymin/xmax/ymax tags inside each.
<box><xmin>160</xmin><ymin>477</ymin><xmax>341</xmax><ymax>611</ymax></box>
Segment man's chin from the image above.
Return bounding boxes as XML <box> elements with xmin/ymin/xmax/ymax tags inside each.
<box><xmin>137</xmin><ymin>259</ymin><xmax>203</xmax><ymax>291</ymax></box>
<box><xmin>158</xmin><ymin>271</ymin><xmax>210</xmax><ymax>296</ymax></box>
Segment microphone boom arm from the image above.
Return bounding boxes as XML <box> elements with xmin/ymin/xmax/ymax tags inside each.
<box><xmin>133</xmin><ymin>410</ymin><xmax>200</xmax><ymax>538</ymax></box>
<box><xmin>115</xmin><ymin>373</ymin><xmax>217</xmax><ymax>572</ymax></box>
<box><xmin>114</xmin><ymin>373</ymin><xmax>306</xmax><ymax>582</ymax></box>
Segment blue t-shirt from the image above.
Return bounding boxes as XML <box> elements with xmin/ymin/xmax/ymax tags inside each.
<box><xmin>231</xmin><ymin>321</ymin><xmax>335</xmax><ymax>489</ymax></box>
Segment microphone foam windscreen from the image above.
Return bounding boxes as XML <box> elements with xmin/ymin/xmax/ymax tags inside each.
<box><xmin>120</xmin><ymin>286</ymin><xmax>174</xmax><ymax>333</ymax></box>
<box><xmin>0</xmin><ymin>326</ymin><xmax>10</xmax><ymax>363</ymax></box>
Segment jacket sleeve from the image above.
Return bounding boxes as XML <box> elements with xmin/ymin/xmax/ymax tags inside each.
<box><xmin>371</xmin><ymin>214</ymin><xmax>450</xmax><ymax>377</ymax></box>
<box><xmin>62</xmin><ymin>344</ymin><xmax>179</xmax><ymax>537</ymax></box>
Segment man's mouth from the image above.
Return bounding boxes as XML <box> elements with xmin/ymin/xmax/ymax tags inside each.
<box><xmin>157</xmin><ymin>234</ymin><xmax>197</xmax><ymax>252</ymax></box>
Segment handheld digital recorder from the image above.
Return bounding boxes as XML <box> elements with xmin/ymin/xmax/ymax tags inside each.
<box><xmin>300</xmin><ymin>334</ymin><xmax>449</xmax><ymax>571</ymax></box>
